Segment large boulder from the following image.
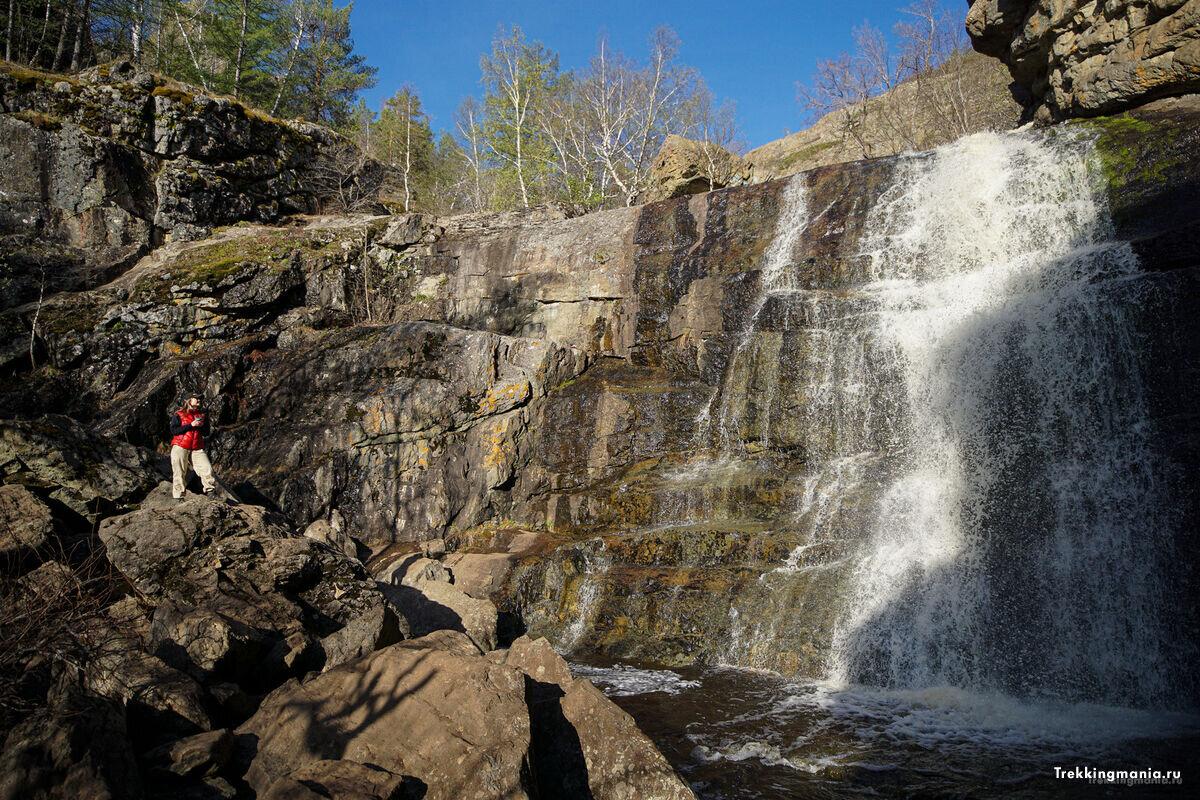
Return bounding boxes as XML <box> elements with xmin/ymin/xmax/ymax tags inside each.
<box><xmin>0</xmin><ymin>484</ymin><xmax>55</xmax><ymax>564</ymax></box>
<box><xmin>505</xmin><ymin>636</ymin><xmax>696</xmax><ymax>800</ymax></box>
<box><xmin>375</xmin><ymin>554</ymin><xmax>500</xmax><ymax>652</ymax></box>
<box><xmin>643</xmin><ymin>135</ymin><xmax>749</xmax><ymax>203</ymax></box>
<box><xmin>967</xmin><ymin>0</ymin><xmax>1200</xmax><ymax>121</ymax></box>
<box><xmin>98</xmin><ymin>492</ymin><xmax>406</xmax><ymax>689</ymax></box>
<box><xmin>0</xmin><ymin>415</ymin><xmax>160</xmax><ymax>521</ymax></box>
<box><xmin>237</xmin><ymin>632</ymin><xmax>533</xmax><ymax>800</ymax></box>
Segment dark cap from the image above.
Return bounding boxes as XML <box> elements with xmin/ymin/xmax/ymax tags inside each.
<box><xmin>184</xmin><ymin>393</ymin><xmax>202</xmax><ymax>401</ymax></box>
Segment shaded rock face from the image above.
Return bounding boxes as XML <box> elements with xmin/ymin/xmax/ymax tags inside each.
<box><xmin>0</xmin><ymin>680</ymin><xmax>140</xmax><ymax>800</ymax></box>
<box><xmin>967</xmin><ymin>0</ymin><xmax>1200</xmax><ymax>121</ymax></box>
<box><xmin>0</xmin><ymin>60</ymin><xmax>383</xmax><ymax>309</ymax></box>
<box><xmin>505</xmin><ymin>635</ymin><xmax>695</xmax><ymax>800</ymax></box>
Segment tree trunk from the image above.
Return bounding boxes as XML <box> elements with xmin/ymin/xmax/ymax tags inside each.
<box><xmin>271</xmin><ymin>1</ymin><xmax>308</xmax><ymax>116</ymax></box>
<box><xmin>175</xmin><ymin>9</ymin><xmax>211</xmax><ymax>91</ymax></box>
<box><xmin>234</xmin><ymin>0</ymin><xmax>248</xmax><ymax>98</ymax></box>
<box><xmin>53</xmin><ymin>3</ymin><xmax>71</xmax><ymax>71</ymax></box>
<box><xmin>29</xmin><ymin>0</ymin><xmax>53</xmax><ymax>66</ymax></box>
<box><xmin>403</xmin><ymin>99</ymin><xmax>412</xmax><ymax>211</ymax></box>
<box><xmin>70</xmin><ymin>0</ymin><xmax>91</xmax><ymax>72</ymax></box>
<box><xmin>6</xmin><ymin>0</ymin><xmax>15</xmax><ymax>63</ymax></box>
<box><xmin>131</xmin><ymin>1</ymin><xmax>143</xmax><ymax>63</ymax></box>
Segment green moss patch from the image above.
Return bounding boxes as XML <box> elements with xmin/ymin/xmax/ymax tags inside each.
<box><xmin>778</xmin><ymin>140</ymin><xmax>837</xmax><ymax>171</ymax></box>
<box><xmin>132</xmin><ymin>229</ymin><xmax>312</xmax><ymax>300</ymax></box>
<box><xmin>10</xmin><ymin>110</ymin><xmax>63</xmax><ymax>131</ymax></box>
<box><xmin>37</xmin><ymin>298</ymin><xmax>103</xmax><ymax>335</ymax></box>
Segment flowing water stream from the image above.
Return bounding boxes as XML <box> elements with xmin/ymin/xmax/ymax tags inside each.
<box><xmin>544</xmin><ymin>129</ymin><xmax>1198</xmax><ymax>796</ymax></box>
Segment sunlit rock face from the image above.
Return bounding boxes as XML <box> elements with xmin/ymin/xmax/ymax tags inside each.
<box><xmin>0</xmin><ymin>59</ymin><xmax>382</xmax><ymax>310</ymax></box>
<box><xmin>967</xmin><ymin>0</ymin><xmax>1200</xmax><ymax>121</ymax></box>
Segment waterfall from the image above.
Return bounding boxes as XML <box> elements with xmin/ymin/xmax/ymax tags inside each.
<box><xmin>826</xmin><ymin>131</ymin><xmax>1187</xmax><ymax>708</ymax></box>
<box><xmin>694</xmin><ymin>176</ymin><xmax>813</xmax><ymax>456</ymax></box>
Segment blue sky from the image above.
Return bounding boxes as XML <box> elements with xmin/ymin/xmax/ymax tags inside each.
<box><xmin>349</xmin><ymin>1</ymin><xmax>962</xmax><ymax>150</ymax></box>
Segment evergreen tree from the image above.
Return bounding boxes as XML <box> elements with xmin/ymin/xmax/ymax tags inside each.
<box><xmin>479</xmin><ymin>25</ymin><xmax>558</xmax><ymax>209</ymax></box>
<box><xmin>279</xmin><ymin>0</ymin><xmax>375</xmax><ymax>127</ymax></box>
<box><xmin>207</xmin><ymin>0</ymin><xmax>281</xmax><ymax>102</ymax></box>
<box><xmin>375</xmin><ymin>84</ymin><xmax>433</xmax><ymax>211</ymax></box>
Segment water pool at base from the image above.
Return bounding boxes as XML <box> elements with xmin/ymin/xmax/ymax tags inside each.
<box><xmin>573</xmin><ymin>661</ymin><xmax>1200</xmax><ymax>799</ymax></box>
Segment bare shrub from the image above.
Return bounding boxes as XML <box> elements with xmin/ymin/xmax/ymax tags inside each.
<box><xmin>0</xmin><ymin>537</ymin><xmax>127</xmax><ymax>730</ymax></box>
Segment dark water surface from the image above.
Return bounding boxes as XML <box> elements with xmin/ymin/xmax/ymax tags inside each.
<box><xmin>571</xmin><ymin>660</ymin><xmax>1200</xmax><ymax>799</ymax></box>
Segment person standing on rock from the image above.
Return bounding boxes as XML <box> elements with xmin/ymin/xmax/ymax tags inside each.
<box><xmin>170</xmin><ymin>393</ymin><xmax>219</xmax><ymax>500</ymax></box>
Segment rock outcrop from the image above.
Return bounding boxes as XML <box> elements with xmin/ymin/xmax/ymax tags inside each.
<box><xmin>0</xmin><ymin>414</ymin><xmax>161</xmax><ymax>521</ymax></box>
<box><xmin>0</xmin><ymin>60</ymin><xmax>383</xmax><ymax>310</ymax></box>
<box><xmin>967</xmin><ymin>0</ymin><xmax>1200</xmax><ymax>121</ymax></box>
<box><xmin>642</xmin><ymin>134</ymin><xmax>750</xmax><ymax>203</ymax></box>
<box><xmin>98</xmin><ymin>487</ymin><xmax>407</xmax><ymax>681</ymax></box>
<box><xmin>0</xmin><ymin>415</ymin><xmax>694</xmax><ymax>798</ymax></box>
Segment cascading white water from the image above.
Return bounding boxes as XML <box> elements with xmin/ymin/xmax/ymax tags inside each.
<box><xmin>827</xmin><ymin>131</ymin><xmax>1186</xmax><ymax>708</ymax></box>
<box><xmin>534</xmin><ymin>129</ymin><xmax>1196</xmax><ymax>799</ymax></box>
<box><xmin>694</xmin><ymin>176</ymin><xmax>813</xmax><ymax>455</ymax></box>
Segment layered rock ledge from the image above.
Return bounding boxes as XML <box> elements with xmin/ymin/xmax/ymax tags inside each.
<box><xmin>967</xmin><ymin>0</ymin><xmax>1200</xmax><ymax>120</ymax></box>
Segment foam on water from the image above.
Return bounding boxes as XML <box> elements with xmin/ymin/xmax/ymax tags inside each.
<box><xmin>570</xmin><ymin>663</ymin><xmax>701</xmax><ymax>697</ymax></box>
<box><xmin>666</xmin><ymin>666</ymin><xmax>1200</xmax><ymax>776</ymax></box>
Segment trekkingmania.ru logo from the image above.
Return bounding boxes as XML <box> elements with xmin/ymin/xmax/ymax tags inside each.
<box><xmin>1054</xmin><ymin>766</ymin><xmax>1183</xmax><ymax>786</ymax></box>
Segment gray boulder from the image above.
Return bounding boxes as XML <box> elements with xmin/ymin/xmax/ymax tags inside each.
<box><xmin>0</xmin><ymin>60</ymin><xmax>384</xmax><ymax>310</ymax></box>
<box><xmin>0</xmin><ymin>415</ymin><xmax>160</xmax><ymax>521</ymax></box>
<box><xmin>98</xmin><ymin>494</ymin><xmax>405</xmax><ymax>689</ymax></box>
<box><xmin>0</xmin><ymin>484</ymin><xmax>55</xmax><ymax>563</ymax></box>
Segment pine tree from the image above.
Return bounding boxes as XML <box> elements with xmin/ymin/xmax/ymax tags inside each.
<box><xmin>280</xmin><ymin>0</ymin><xmax>375</xmax><ymax>127</ymax></box>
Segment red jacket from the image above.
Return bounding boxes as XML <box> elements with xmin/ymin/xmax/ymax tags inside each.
<box><xmin>170</xmin><ymin>410</ymin><xmax>208</xmax><ymax>450</ymax></box>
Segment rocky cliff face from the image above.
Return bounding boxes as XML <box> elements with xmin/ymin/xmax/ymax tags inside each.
<box><xmin>3</xmin><ymin>60</ymin><xmax>1199</xmax><ymax>718</ymax></box>
<box><xmin>0</xmin><ymin>60</ymin><xmax>382</xmax><ymax>310</ymax></box>
<box><xmin>968</xmin><ymin>0</ymin><xmax>1200</xmax><ymax>121</ymax></box>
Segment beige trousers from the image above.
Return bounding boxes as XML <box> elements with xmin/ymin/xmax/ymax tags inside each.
<box><xmin>171</xmin><ymin>446</ymin><xmax>217</xmax><ymax>498</ymax></box>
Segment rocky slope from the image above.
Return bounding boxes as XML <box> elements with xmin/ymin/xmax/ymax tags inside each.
<box><xmin>1</xmin><ymin>474</ymin><xmax>694</xmax><ymax>799</ymax></box>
